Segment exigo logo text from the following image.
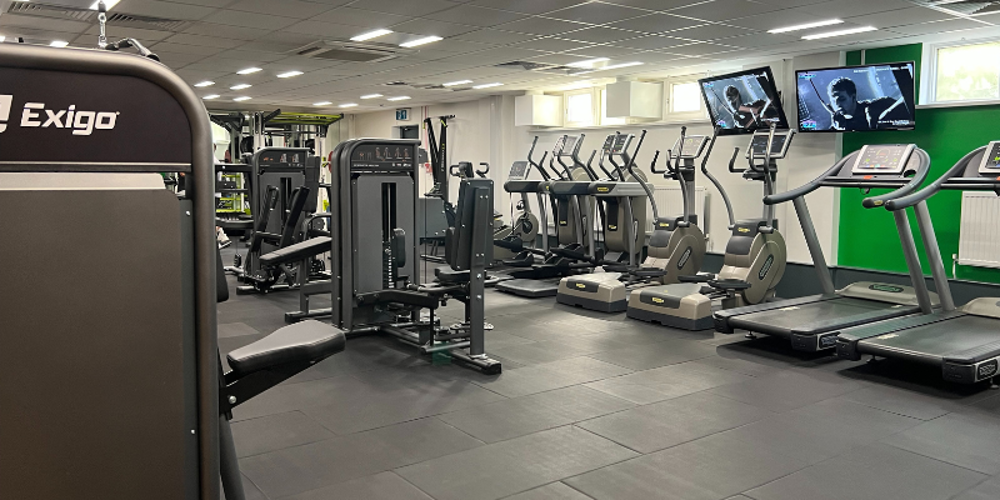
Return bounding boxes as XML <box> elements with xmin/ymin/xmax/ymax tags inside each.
<box><xmin>0</xmin><ymin>96</ymin><xmax>119</xmax><ymax>136</ymax></box>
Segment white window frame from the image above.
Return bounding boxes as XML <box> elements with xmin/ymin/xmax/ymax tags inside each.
<box><xmin>663</xmin><ymin>76</ymin><xmax>708</xmax><ymax>123</ymax></box>
<box><xmin>563</xmin><ymin>88</ymin><xmax>598</xmax><ymax>127</ymax></box>
<box><xmin>921</xmin><ymin>36</ymin><xmax>1000</xmax><ymax>108</ymax></box>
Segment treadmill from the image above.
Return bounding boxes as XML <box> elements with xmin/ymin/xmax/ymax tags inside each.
<box><xmin>715</xmin><ymin>144</ymin><xmax>940</xmax><ymax>351</ymax></box>
<box><xmin>837</xmin><ymin>142</ymin><xmax>1000</xmax><ymax>385</ymax></box>
<box><xmin>496</xmin><ymin>135</ymin><xmax>596</xmax><ymax>297</ymax></box>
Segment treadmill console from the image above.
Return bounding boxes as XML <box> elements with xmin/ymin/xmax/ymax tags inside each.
<box><xmin>851</xmin><ymin>144</ymin><xmax>915</xmax><ymax>176</ymax></box>
<box><xmin>977</xmin><ymin>140</ymin><xmax>1000</xmax><ymax>175</ymax></box>
<box><xmin>611</xmin><ymin>134</ymin><xmax>634</xmax><ymax>155</ymax></box>
<box><xmin>672</xmin><ymin>135</ymin><xmax>709</xmax><ymax>159</ymax></box>
<box><xmin>746</xmin><ymin>132</ymin><xmax>791</xmax><ymax>160</ymax></box>
<box><xmin>508</xmin><ymin>160</ymin><xmax>529</xmax><ymax>181</ymax></box>
<box><xmin>601</xmin><ymin>135</ymin><xmax>615</xmax><ymax>154</ymax></box>
<box><xmin>560</xmin><ymin>135</ymin><xmax>582</xmax><ymax>157</ymax></box>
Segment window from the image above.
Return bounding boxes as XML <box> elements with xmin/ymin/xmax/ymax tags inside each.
<box><xmin>600</xmin><ymin>89</ymin><xmax>626</xmax><ymax>126</ymax></box>
<box><xmin>565</xmin><ymin>90</ymin><xmax>595</xmax><ymax>127</ymax></box>
<box><xmin>925</xmin><ymin>39</ymin><xmax>1000</xmax><ymax>104</ymax></box>
<box><xmin>670</xmin><ymin>81</ymin><xmax>701</xmax><ymax>113</ymax></box>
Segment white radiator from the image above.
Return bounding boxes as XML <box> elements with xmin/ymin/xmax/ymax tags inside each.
<box><xmin>958</xmin><ymin>192</ymin><xmax>1000</xmax><ymax>269</ymax></box>
<box><xmin>645</xmin><ymin>186</ymin><xmax>707</xmax><ymax>235</ymax></box>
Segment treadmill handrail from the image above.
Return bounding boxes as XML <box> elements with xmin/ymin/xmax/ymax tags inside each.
<box><xmin>885</xmin><ymin>146</ymin><xmax>985</xmax><ymax>211</ymax></box>
<box><xmin>861</xmin><ymin>148</ymin><xmax>932</xmax><ymax>208</ymax></box>
<box><xmin>764</xmin><ymin>155</ymin><xmax>852</xmax><ymax>205</ymax></box>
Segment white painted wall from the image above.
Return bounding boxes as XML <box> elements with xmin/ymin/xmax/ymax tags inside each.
<box><xmin>344</xmin><ymin>50</ymin><xmax>845</xmax><ymax>266</ymax></box>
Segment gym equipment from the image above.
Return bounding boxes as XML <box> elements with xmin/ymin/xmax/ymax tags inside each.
<box><xmin>495</xmin><ymin>135</ymin><xmax>598</xmax><ymax>297</ymax></box>
<box><xmin>0</xmin><ymin>42</ymin><xmax>346</xmax><ymax>500</ymax></box>
<box><xmin>497</xmin><ymin>136</ymin><xmax>555</xmax><ymax>266</ymax></box>
<box><xmin>493</xmin><ymin>154</ymin><xmax>541</xmax><ymax>262</ymax></box>
<box><xmin>715</xmin><ymin>144</ymin><xmax>940</xmax><ymax>351</ymax></box>
<box><xmin>627</xmin><ymin>125</ymin><xmax>791</xmax><ymax>329</ymax></box>
<box><xmin>837</xmin><ymin>142</ymin><xmax>1000</xmax><ymax>385</ymax></box>
<box><xmin>325</xmin><ymin>138</ymin><xmax>502</xmax><ymax>373</ymax></box>
<box><xmin>555</xmin><ymin>131</ymin><xmax>651</xmax><ymax>312</ymax></box>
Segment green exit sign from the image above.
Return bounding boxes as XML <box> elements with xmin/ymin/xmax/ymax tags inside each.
<box><xmin>396</xmin><ymin>108</ymin><xmax>411</xmax><ymax>121</ymax></box>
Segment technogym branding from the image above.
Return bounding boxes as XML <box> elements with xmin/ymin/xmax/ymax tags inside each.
<box><xmin>0</xmin><ymin>95</ymin><xmax>119</xmax><ymax>136</ymax></box>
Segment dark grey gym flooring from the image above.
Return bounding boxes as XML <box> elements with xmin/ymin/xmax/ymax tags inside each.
<box><xmin>219</xmin><ymin>257</ymin><xmax>1000</xmax><ymax>500</ymax></box>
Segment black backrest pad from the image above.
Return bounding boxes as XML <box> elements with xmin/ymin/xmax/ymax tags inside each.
<box><xmin>278</xmin><ymin>186</ymin><xmax>310</xmax><ymax>248</ymax></box>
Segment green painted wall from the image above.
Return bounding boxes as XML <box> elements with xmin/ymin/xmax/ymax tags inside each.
<box><xmin>838</xmin><ymin>44</ymin><xmax>1000</xmax><ymax>284</ymax></box>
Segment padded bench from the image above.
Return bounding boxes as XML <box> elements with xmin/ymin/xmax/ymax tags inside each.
<box><xmin>258</xmin><ymin>236</ymin><xmax>331</xmax><ymax>268</ymax></box>
<box><xmin>227</xmin><ymin>320</ymin><xmax>346</xmax><ymax>378</ymax></box>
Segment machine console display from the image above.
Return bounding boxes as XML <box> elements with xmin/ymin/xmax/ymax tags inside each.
<box><xmin>257</xmin><ymin>149</ymin><xmax>306</xmax><ymax>169</ymax></box>
<box><xmin>561</xmin><ymin>135</ymin><xmax>581</xmax><ymax>156</ymax></box>
<box><xmin>552</xmin><ymin>135</ymin><xmax>567</xmax><ymax>156</ymax></box>
<box><xmin>611</xmin><ymin>134</ymin><xmax>633</xmax><ymax>155</ymax></box>
<box><xmin>977</xmin><ymin>141</ymin><xmax>1000</xmax><ymax>175</ymax></box>
<box><xmin>508</xmin><ymin>161</ymin><xmax>529</xmax><ymax>181</ymax></box>
<box><xmin>746</xmin><ymin>132</ymin><xmax>790</xmax><ymax>160</ymax></box>
<box><xmin>851</xmin><ymin>144</ymin><xmax>915</xmax><ymax>176</ymax></box>
<box><xmin>672</xmin><ymin>135</ymin><xmax>709</xmax><ymax>159</ymax></box>
<box><xmin>351</xmin><ymin>143</ymin><xmax>415</xmax><ymax>172</ymax></box>
<box><xmin>601</xmin><ymin>135</ymin><xmax>615</xmax><ymax>153</ymax></box>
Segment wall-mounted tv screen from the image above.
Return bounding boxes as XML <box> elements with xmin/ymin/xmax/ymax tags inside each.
<box><xmin>699</xmin><ymin>66</ymin><xmax>789</xmax><ymax>135</ymax></box>
<box><xmin>796</xmin><ymin>61</ymin><xmax>916</xmax><ymax>132</ymax></box>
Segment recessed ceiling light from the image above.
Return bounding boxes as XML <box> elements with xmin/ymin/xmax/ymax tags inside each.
<box><xmin>361</xmin><ymin>93</ymin><xmax>383</xmax><ymax>99</ymax></box>
<box><xmin>194</xmin><ymin>81</ymin><xmax>215</xmax><ymax>87</ymax></box>
<box><xmin>768</xmin><ymin>19</ymin><xmax>843</xmax><ymax>34</ymax></box>
<box><xmin>400</xmin><ymin>36</ymin><xmax>442</xmax><ymax>48</ymax></box>
<box><xmin>50</xmin><ymin>40</ymin><xmax>69</xmax><ymax>48</ymax></box>
<box><xmin>313</xmin><ymin>101</ymin><xmax>332</xmax><ymax>106</ymax></box>
<box><xmin>351</xmin><ymin>29</ymin><xmax>393</xmax><ymax>42</ymax></box>
<box><xmin>236</xmin><ymin>67</ymin><xmax>262</xmax><ymax>75</ymax></box>
<box><xmin>595</xmin><ymin>62</ymin><xmax>644</xmax><ymax>71</ymax></box>
<box><xmin>230</xmin><ymin>84</ymin><xmax>252</xmax><ymax>90</ymax></box>
<box><xmin>202</xmin><ymin>94</ymin><xmax>220</xmax><ymax>100</ymax></box>
<box><xmin>567</xmin><ymin>57</ymin><xmax>609</xmax><ymax>69</ymax></box>
<box><xmin>233</xmin><ymin>96</ymin><xmax>251</xmax><ymax>102</ymax></box>
<box><xmin>277</xmin><ymin>70</ymin><xmax>303</xmax><ymax>78</ymax></box>
<box><xmin>339</xmin><ymin>103</ymin><xmax>358</xmax><ymax>108</ymax></box>
<box><xmin>802</xmin><ymin>26</ymin><xmax>876</xmax><ymax>40</ymax></box>
<box><xmin>89</xmin><ymin>0</ymin><xmax>121</xmax><ymax>9</ymax></box>
<box><xmin>473</xmin><ymin>82</ymin><xmax>503</xmax><ymax>89</ymax></box>
<box><xmin>443</xmin><ymin>80</ymin><xmax>473</xmax><ymax>87</ymax></box>
<box><xmin>387</xmin><ymin>96</ymin><xmax>411</xmax><ymax>101</ymax></box>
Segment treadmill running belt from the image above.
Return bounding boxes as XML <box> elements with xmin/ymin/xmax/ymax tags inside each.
<box><xmin>859</xmin><ymin>315</ymin><xmax>1000</xmax><ymax>363</ymax></box>
<box><xmin>729</xmin><ymin>297</ymin><xmax>914</xmax><ymax>337</ymax></box>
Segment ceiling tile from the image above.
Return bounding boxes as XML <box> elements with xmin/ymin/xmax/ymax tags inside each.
<box><xmin>153</xmin><ymin>51</ymin><xmax>207</xmax><ymax>66</ymax></box>
<box><xmin>215</xmin><ymin>49</ymin><xmax>287</xmax><ymax>63</ymax></box>
<box><xmin>163</xmin><ymin>33</ymin><xmax>246</xmax><ymax>49</ymax></box>
<box><xmin>526</xmin><ymin>53</ymin><xmax>594</xmax><ymax>65</ymax></box>
<box><xmin>608</xmin><ymin>12</ymin><xmax>706</xmax><ymax>33</ymax></box>
<box><xmin>499</xmin><ymin>16</ymin><xmax>586</xmax><ymax>35</ymax></box>
<box><xmin>0</xmin><ymin>14</ymin><xmax>90</xmax><ymax>34</ymax></box>
<box><xmin>423</xmin><ymin>5</ymin><xmax>528</xmax><ymax>27</ymax></box>
<box><xmin>390</xmin><ymin>19</ymin><xmax>481</xmax><ymax>37</ymax></box>
<box><xmin>451</xmin><ymin>29</ymin><xmax>539</xmax><ymax>44</ymax></box>
<box><xmin>181</xmin><ymin>23</ymin><xmax>263</xmax><ymax>41</ymax></box>
<box><xmin>753</xmin><ymin>0</ymin><xmax>825</xmax><ymax>7</ymax></box>
<box><xmin>465</xmin><ymin>0</ymin><xmax>586</xmax><ymax>15</ymax></box>
<box><xmin>515</xmin><ymin>37</ymin><xmax>596</xmax><ymax>52</ymax></box>
<box><xmin>728</xmin><ymin>8</ymin><xmax>826</xmax><ymax>30</ymax></box>
<box><xmin>228</xmin><ymin>0</ymin><xmax>333</xmax><ymax>18</ymax></box>
<box><xmin>671</xmin><ymin>0</ymin><xmax>783</xmax><ymax>22</ymax></box>
<box><xmin>600</xmin><ymin>0</ymin><xmax>709</xmax><ymax>10</ymax></box>
<box><xmin>152</xmin><ymin>41</ymin><xmax>228</xmax><ymax>57</ymax></box>
<box><xmin>285</xmin><ymin>20</ymin><xmax>372</xmax><ymax>37</ymax></box>
<box><xmin>116</xmin><ymin>0</ymin><xmax>217</xmax><ymax>21</ymax></box>
<box><xmin>84</xmin><ymin>25</ymin><xmax>173</xmax><ymax>42</ymax></box>
<box><xmin>887</xmin><ymin>18</ymin><xmax>991</xmax><ymax>35</ymax></box>
<box><xmin>312</xmin><ymin>7</ymin><xmax>410</xmax><ymax>28</ymax></box>
<box><xmin>670</xmin><ymin>23</ymin><xmax>755</xmax><ymax>41</ymax></box>
<box><xmin>437</xmin><ymin>47</ymin><xmax>548</xmax><ymax>65</ymax></box>
<box><xmin>544</xmin><ymin>2</ymin><xmax>648</xmax><ymax>24</ymax></box>
<box><xmin>799</xmin><ymin>0</ymin><xmax>915</xmax><ymax>18</ymax></box>
<box><xmin>347</xmin><ymin>0</ymin><xmax>459</xmax><ymax>16</ymax></box>
<box><xmin>201</xmin><ymin>10</ymin><xmax>300</xmax><ymax>29</ymax></box>
<box><xmin>846</xmin><ymin>7</ymin><xmax>956</xmax><ymax>28</ymax></box>
<box><xmin>559</xmin><ymin>27</ymin><xmax>640</xmax><ymax>43</ymax></box>
<box><xmin>721</xmin><ymin>32</ymin><xmax>799</xmax><ymax>47</ymax></box>
<box><xmin>661</xmin><ymin>41</ymin><xmax>739</xmax><ymax>56</ymax></box>
<box><xmin>611</xmin><ymin>34</ymin><xmax>690</xmax><ymax>50</ymax></box>
<box><xmin>562</xmin><ymin>45</ymin><xmax>645</xmax><ymax>58</ymax></box>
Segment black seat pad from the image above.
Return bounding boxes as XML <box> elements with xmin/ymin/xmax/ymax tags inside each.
<box><xmin>217</xmin><ymin>218</ymin><xmax>254</xmax><ymax>231</ymax></box>
<box><xmin>436</xmin><ymin>268</ymin><xmax>471</xmax><ymax>284</ymax></box>
<box><xmin>227</xmin><ymin>320</ymin><xmax>346</xmax><ymax>377</ymax></box>
<box><xmin>356</xmin><ymin>289</ymin><xmax>440</xmax><ymax>309</ymax></box>
<box><xmin>259</xmin><ymin>237</ymin><xmax>331</xmax><ymax>267</ymax></box>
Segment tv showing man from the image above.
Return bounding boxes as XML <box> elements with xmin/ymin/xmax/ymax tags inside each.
<box><xmin>699</xmin><ymin>67</ymin><xmax>789</xmax><ymax>135</ymax></box>
<box><xmin>797</xmin><ymin>62</ymin><xmax>916</xmax><ymax>132</ymax></box>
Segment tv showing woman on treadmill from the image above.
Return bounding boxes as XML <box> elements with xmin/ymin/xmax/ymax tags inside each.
<box><xmin>699</xmin><ymin>66</ymin><xmax>789</xmax><ymax>135</ymax></box>
<box><xmin>796</xmin><ymin>62</ymin><xmax>916</xmax><ymax>132</ymax></box>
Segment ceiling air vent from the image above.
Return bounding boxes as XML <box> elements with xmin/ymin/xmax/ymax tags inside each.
<box><xmin>496</xmin><ymin>61</ymin><xmax>576</xmax><ymax>75</ymax></box>
<box><xmin>106</xmin><ymin>12</ymin><xmax>191</xmax><ymax>32</ymax></box>
<box><xmin>294</xmin><ymin>41</ymin><xmax>411</xmax><ymax>63</ymax></box>
<box><xmin>909</xmin><ymin>0</ymin><xmax>1000</xmax><ymax>15</ymax></box>
<box><xmin>7</xmin><ymin>2</ymin><xmax>95</xmax><ymax>22</ymax></box>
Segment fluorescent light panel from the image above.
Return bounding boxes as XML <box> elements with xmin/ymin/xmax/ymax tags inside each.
<box><xmin>277</xmin><ymin>70</ymin><xmax>303</xmax><ymax>78</ymax></box>
<box><xmin>236</xmin><ymin>67</ymin><xmax>262</xmax><ymax>75</ymax></box>
<box><xmin>387</xmin><ymin>96</ymin><xmax>411</xmax><ymax>101</ymax></box>
<box><xmin>768</xmin><ymin>19</ymin><xmax>842</xmax><ymax>34</ymax></box>
<box><xmin>351</xmin><ymin>29</ymin><xmax>392</xmax><ymax>42</ymax></box>
<box><xmin>802</xmin><ymin>26</ymin><xmax>876</xmax><ymax>40</ymax></box>
<box><xmin>443</xmin><ymin>79</ymin><xmax>472</xmax><ymax>87</ymax></box>
<box><xmin>230</xmin><ymin>84</ymin><xmax>251</xmax><ymax>90</ymax></box>
<box><xmin>202</xmin><ymin>94</ymin><xmax>220</xmax><ymax>100</ymax></box>
<box><xmin>339</xmin><ymin>103</ymin><xmax>358</xmax><ymax>108</ymax></box>
<box><xmin>233</xmin><ymin>96</ymin><xmax>251</xmax><ymax>102</ymax></box>
<box><xmin>194</xmin><ymin>80</ymin><xmax>215</xmax><ymax>87</ymax></box>
<box><xmin>361</xmin><ymin>93</ymin><xmax>383</xmax><ymax>99</ymax></box>
<box><xmin>400</xmin><ymin>36</ymin><xmax>442</xmax><ymax>48</ymax></box>
<box><xmin>567</xmin><ymin>57</ymin><xmax>609</xmax><ymax>69</ymax></box>
<box><xmin>598</xmin><ymin>61</ymin><xmax>643</xmax><ymax>71</ymax></box>
<box><xmin>50</xmin><ymin>40</ymin><xmax>69</xmax><ymax>48</ymax></box>
<box><xmin>313</xmin><ymin>101</ymin><xmax>332</xmax><ymax>106</ymax></box>
<box><xmin>473</xmin><ymin>82</ymin><xmax>503</xmax><ymax>89</ymax></box>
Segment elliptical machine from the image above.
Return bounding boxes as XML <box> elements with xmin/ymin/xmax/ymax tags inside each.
<box><xmin>493</xmin><ymin>138</ymin><xmax>542</xmax><ymax>262</ymax></box>
<box><xmin>626</xmin><ymin>123</ymin><xmax>791</xmax><ymax>329</ymax></box>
